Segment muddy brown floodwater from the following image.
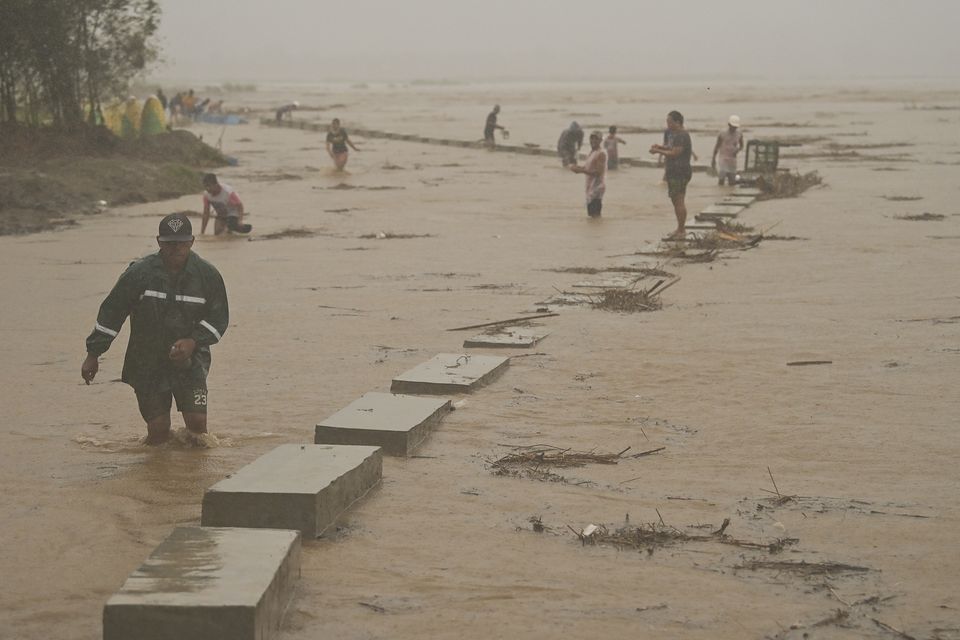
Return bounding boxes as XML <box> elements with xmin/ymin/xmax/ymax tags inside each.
<box><xmin>1</xmin><ymin>81</ymin><xmax>959</xmax><ymax>639</ymax></box>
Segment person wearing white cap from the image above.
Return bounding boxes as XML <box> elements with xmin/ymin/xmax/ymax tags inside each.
<box><xmin>711</xmin><ymin>115</ymin><xmax>744</xmax><ymax>186</ymax></box>
<box><xmin>275</xmin><ymin>100</ymin><xmax>300</xmax><ymax>122</ymax></box>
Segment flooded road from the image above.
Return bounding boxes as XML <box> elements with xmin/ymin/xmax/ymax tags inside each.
<box><xmin>1</xmin><ymin>81</ymin><xmax>958</xmax><ymax>639</ymax></box>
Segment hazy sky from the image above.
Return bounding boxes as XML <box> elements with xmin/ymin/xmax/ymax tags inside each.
<box><xmin>154</xmin><ymin>0</ymin><xmax>960</xmax><ymax>83</ymax></box>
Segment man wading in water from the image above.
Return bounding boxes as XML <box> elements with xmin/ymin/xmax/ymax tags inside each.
<box><xmin>81</xmin><ymin>213</ymin><xmax>229</xmax><ymax>445</ymax></box>
<box><xmin>649</xmin><ymin>110</ymin><xmax>693</xmax><ymax>239</ymax></box>
<box><xmin>570</xmin><ymin>131</ymin><xmax>607</xmax><ymax>218</ymax></box>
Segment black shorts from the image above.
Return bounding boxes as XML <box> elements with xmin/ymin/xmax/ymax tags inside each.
<box><xmin>587</xmin><ymin>198</ymin><xmax>602</xmax><ymax>217</ymax></box>
<box><xmin>225</xmin><ymin>217</ymin><xmax>252</xmax><ymax>233</ymax></box>
<box><xmin>135</xmin><ymin>365</ymin><xmax>208</xmax><ymax>421</ymax></box>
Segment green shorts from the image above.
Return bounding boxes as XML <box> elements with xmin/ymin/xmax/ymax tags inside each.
<box><xmin>135</xmin><ymin>363</ymin><xmax>208</xmax><ymax>421</ymax></box>
<box><xmin>667</xmin><ymin>176</ymin><xmax>691</xmax><ymax>199</ymax></box>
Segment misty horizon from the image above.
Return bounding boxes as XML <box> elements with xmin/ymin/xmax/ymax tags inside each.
<box><xmin>150</xmin><ymin>0</ymin><xmax>960</xmax><ymax>85</ymax></box>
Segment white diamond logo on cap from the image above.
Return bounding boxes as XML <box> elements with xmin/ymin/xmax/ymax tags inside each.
<box><xmin>168</xmin><ymin>218</ymin><xmax>184</xmax><ymax>233</ymax></box>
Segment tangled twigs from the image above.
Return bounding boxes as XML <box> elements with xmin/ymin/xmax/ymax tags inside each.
<box><xmin>570</xmin><ymin>518</ymin><xmax>797</xmax><ymax>553</ymax></box>
<box><xmin>492</xmin><ymin>444</ymin><xmax>628</xmax><ymax>469</ymax></box>
<box><xmin>735</xmin><ymin>560</ymin><xmax>871</xmax><ymax>575</ymax></box>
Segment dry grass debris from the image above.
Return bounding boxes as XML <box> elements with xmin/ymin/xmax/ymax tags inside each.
<box><xmin>249</xmin><ymin>227</ymin><xmax>323</xmax><ymax>241</ymax></box>
<box><xmin>755</xmin><ymin>170</ymin><xmax>823</xmax><ymax>200</ymax></box>
<box><xmin>715</xmin><ymin>220</ymin><xmax>756</xmax><ymax>234</ymax></box>
<box><xmin>573</xmin><ymin>517</ymin><xmax>798</xmax><ymax>553</ymax></box>
<box><xmin>489</xmin><ymin>444</ymin><xmax>663</xmax><ymax>484</ymax></box>
<box><xmin>735</xmin><ymin>560</ymin><xmax>871</xmax><ymax>575</ymax></box>
<box><xmin>545</xmin><ymin>265</ymin><xmax>673</xmax><ymax>278</ymax></box>
<box><xmin>588</xmin><ymin>287</ymin><xmax>662</xmax><ymax>313</ymax></box>
<box><xmin>895</xmin><ymin>212</ymin><xmax>944</xmax><ymax>221</ymax></box>
<box><xmin>358</xmin><ymin>232</ymin><xmax>435</xmax><ymax>239</ymax></box>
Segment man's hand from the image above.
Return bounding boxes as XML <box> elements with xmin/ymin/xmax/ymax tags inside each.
<box><xmin>81</xmin><ymin>354</ymin><xmax>99</xmax><ymax>385</ymax></box>
<box><xmin>169</xmin><ymin>338</ymin><xmax>197</xmax><ymax>363</ymax></box>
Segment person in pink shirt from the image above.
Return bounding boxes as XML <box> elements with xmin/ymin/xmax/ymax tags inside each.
<box><xmin>570</xmin><ymin>131</ymin><xmax>607</xmax><ymax>218</ymax></box>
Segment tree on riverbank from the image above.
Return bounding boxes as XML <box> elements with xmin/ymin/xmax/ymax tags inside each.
<box><xmin>0</xmin><ymin>0</ymin><xmax>160</xmax><ymax>130</ymax></box>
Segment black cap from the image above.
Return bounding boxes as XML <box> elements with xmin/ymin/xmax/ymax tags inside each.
<box><xmin>157</xmin><ymin>213</ymin><xmax>194</xmax><ymax>242</ymax></box>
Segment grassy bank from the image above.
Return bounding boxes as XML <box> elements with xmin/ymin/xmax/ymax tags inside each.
<box><xmin>0</xmin><ymin>127</ymin><xmax>227</xmax><ymax>235</ymax></box>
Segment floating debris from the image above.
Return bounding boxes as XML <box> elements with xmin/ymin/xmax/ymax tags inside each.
<box><xmin>755</xmin><ymin>170</ymin><xmax>823</xmax><ymax>199</ymax></box>
<box><xmin>250</xmin><ymin>227</ymin><xmax>324</xmax><ymax>241</ymax></box>
<box><xmin>571</xmin><ymin>517</ymin><xmax>798</xmax><ymax>553</ymax></box>
<box><xmin>735</xmin><ymin>560</ymin><xmax>870</xmax><ymax>575</ymax></box>
<box><xmin>358</xmin><ymin>232</ymin><xmax>435</xmax><ymax>239</ymax></box>
<box><xmin>895</xmin><ymin>212</ymin><xmax>944</xmax><ymax>221</ymax></box>
<box><xmin>588</xmin><ymin>287</ymin><xmax>662</xmax><ymax>313</ymax></box>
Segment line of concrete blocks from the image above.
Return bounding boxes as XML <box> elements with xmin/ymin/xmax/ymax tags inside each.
<box><xmin>687</xmin><ymin>187</ymin><xmax>762</xmax><ymax>231</ymax></box>
<box><xmin>104</xmin><ymin>351</ymin><xmax>513</xmax><ymax>640</ymax></box>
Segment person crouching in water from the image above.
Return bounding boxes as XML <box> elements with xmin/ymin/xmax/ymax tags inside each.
<box><xmin>326</xmin><ymin>118</ymin><xmax>359</xmax><ymax>171</ymax></box>
<box><xmin>275</xmin><ymin>100</ymin><xmax>299</xmax><ymax>122</ymax></box>
<box><xmin>570</xmin><ymin>131</ymin><xmax>607</xmax><ymax>218</ymax></box>
<box><xmin>201</xmin><ymin>173</ymin><xmax>252</xmax><ymax>235</ymax></box>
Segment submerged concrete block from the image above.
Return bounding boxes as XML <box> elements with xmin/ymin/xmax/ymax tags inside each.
<box><xmin>720</xmin><ymin>195</ymin><xmax>756</xmax><ymax>205</ymax></box>
<box><xmin>315</xmin><ymin>392</ymin><xmax>451</xmax><ymax>456</ymax></box>
<box><xmin>700</xmin><ymin>204</ymin><xmax>744</xmax><ymax>216</ymax></box>
<box><xmin>103</xmin><ymin>527</ymin><xmax>300</xmax><ymax>640</ymax></box>
<box><xmin>391</xmin><ymin>353</ymin><xmax>510</xmax><ymax>395</ymax></box>
<box><xmin>685</xmin><ymin>219</ymin><xmax>717</xmax><ymax>231</ymax></box>
<box><xmin>733</xmin><ymin>187</ymin><xmax>762</xmax><ymax>196</ymax></box>
<box><xmin>463</xmin><ymin>330</ymin><xmax>547</xmax><ymax>349</ymax></box>
<box><xmin>201</xmin><ymin>444</ymin><xmax>382</xmax><ymax>538</ymax></box>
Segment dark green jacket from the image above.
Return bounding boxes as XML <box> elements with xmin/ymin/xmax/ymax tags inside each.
<box><xmin>85</xmin><ymin>252</ymin><xmax>228</xmax><ymax>391</ymax></box>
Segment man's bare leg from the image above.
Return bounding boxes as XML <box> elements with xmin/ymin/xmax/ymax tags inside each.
<box><xmin>145</xmin><ymin>413</ymin><xmax>172</xmax><ymax>445</ymax></box>
<box><xmin>671</xmin><ymin>193</ymin><xmax>687</xmax><ymax>237</ymax></box>
<box><xmin>214</xmin><ymin>218</ymin><xmax>227</xmax><ymax>235</ymax></box>
<box><xmin>182</xmin><ymin>412</ymin><xmax>207</xmax><ymax>436</ymax></box>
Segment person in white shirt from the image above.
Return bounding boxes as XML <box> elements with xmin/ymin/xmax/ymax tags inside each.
<box><xmin>201</xmin><ymin>173</ymin><xmax>251</xmax><ymax>235</ymax></box>
<box><xmin>712</xmin><ymin>115</ymin><xmax>744</xmax><ymax>186</ymax></box>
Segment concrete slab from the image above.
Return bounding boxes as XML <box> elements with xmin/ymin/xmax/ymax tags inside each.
<box><xmin>103</xmin><ymin>527</ymin><xmax>300</xmax><ymax>640</ymax></box>
<box><xmin>684</xmin><ymin>220</ymin><xmax>718</xmax><ymax>231</ymax></box>
<box><xmin>463</xmin><ymin>330</ymin><xmax>548</xmax><ymax>349</ymax></box>
<box><xmin>733</xmin><ymin>187</ymin><xmax>762</xmax><ymax>196</ymax></box>
<box><xmin>391</xmin><ymin>353</ymin><xmax>509</xmax><ymax>395</ymax></box>
<box><xmin>315</xmin><ymin>392</ymin><xmax>451</xmax><ymax>456</ymax></box>
<box><xmin>701</xmin><ymin>204</ymin><xmax>745</xmax><ymax>215</ymax></box>
<box><xmin>201</xmin><ymin>444</ymin><xmax>382</xmax><ymax>538</ymax></box>
<box><xmin>719</xmin><ymin>195</ymin><xmax>756</xmax><ymax>205</ymax></box>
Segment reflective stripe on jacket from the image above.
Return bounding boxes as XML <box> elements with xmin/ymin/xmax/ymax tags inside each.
<box><xmin>85</xmin><ymin>252</ymin><xmax>228</xmax><ymax>391</ymax></box>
